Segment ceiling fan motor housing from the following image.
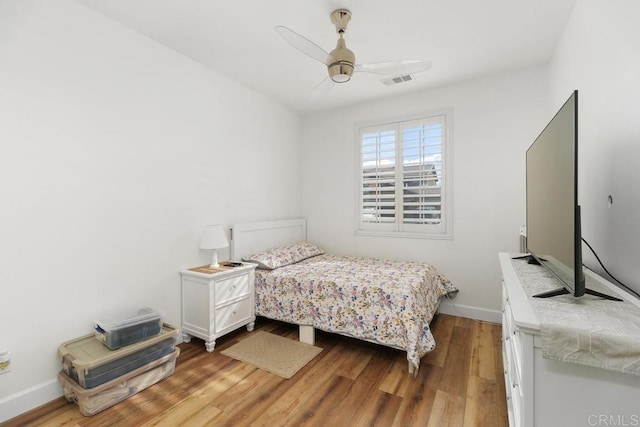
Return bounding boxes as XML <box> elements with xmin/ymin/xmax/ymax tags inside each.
<box><xmin>328</xmin><ymin>9</ymin><xmax>355</xmax><ymax>83</ymax></box>
<box><xmin>328</xmin><ymin>38</ymin><xmax>355</xmax><ymax>83</ymax></box>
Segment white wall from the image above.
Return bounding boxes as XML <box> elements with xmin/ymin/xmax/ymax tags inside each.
<box><xmin>301</xmin><ymin>66</ymin><xmax>549</xmax><ymax>318</ymax></box>
<box><xmin>0</xmin><ymin>0</ymin><xmax>301</xmax><ymax>421</ymax></box>
<box><xmin>549</xmin><ymin>0</ymin><xmax>640</xmax><ymax>296</ymax></box>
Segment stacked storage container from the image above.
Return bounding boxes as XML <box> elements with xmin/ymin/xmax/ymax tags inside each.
<box><xmin>57</xmin><ymin>308</ymin><xmax>180</xmax><ymax>416</ymax></box>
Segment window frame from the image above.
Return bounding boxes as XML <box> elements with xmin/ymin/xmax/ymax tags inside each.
<box><xmin>355</xmin><ymin>109</ymin><xmax>453</xmax><ymax>240</ymax></box>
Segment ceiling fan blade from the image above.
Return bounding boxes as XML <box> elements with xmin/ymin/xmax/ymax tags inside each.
<box><xmin>309</xmin><ymin>77</ymin><xmax>334</xmax><ymax>101</ymax></box>
<box><xmin>355</xmin><ymin>60</ymin><xmax>432</xmax><ymax>76</ymax></box>
<box><xmin>275</xmin><ymin>26</ymin><xmax>332</xmax><ymax>65</ymax></box>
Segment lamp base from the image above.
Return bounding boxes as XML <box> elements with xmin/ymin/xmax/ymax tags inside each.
<box><xmin>209</xmin><ymin>249</ymin><xmax>220</xmax><ymax>269</ymax></box>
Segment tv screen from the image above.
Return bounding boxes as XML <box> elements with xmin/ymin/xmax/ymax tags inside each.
<box><xmin>526</xmin><ymin>90</ymin><xmax>585</xmax><ymax>297</ymax></box>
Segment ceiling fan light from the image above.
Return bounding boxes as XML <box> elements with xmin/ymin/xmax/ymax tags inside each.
<box><xmin>331</xmin><ymin>73</ymin><xmax>351</xmax><ymax>83</ymax></box>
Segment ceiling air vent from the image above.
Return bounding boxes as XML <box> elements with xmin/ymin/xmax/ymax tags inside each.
<box><xmin>382</xmin><ymin>74</ymin><xmax>414</xmax><ymax>86</ymax></box>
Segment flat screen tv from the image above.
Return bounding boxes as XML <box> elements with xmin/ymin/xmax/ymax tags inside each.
<box><xmin>524</xmin><ymin>90</ymin><xmax>620</xmax><ymax>301</ymax></box>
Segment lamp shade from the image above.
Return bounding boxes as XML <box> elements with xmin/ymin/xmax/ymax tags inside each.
<box><xmin>199</xmin><ymin>225</ymin><xmax>228</xmax><ymax>250</ymax></box>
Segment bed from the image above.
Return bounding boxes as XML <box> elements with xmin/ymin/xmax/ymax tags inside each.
<box><xmin>231</xmin><ymin>219</ymin><xmax>457</xmax><ymax>375</ymax></box>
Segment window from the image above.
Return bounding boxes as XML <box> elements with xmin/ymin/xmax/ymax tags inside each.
<box><xmin>357</xmin><ymin>111</ymin><xmax>452</xmax><ymax>239</ymax></box>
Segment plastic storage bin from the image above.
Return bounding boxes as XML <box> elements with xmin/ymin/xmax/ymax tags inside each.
<box><xmin>95</xmin><ymin>307</ymin><xmax>164</xmax><ymax>349</ymax></box>
<box><xmin>58</xmin><ymin>347</ymin><xmax>179</xmax><ymax>416</ymax></box>
<box><xmin>58</xmin><ymin>324</ymin><xmax>178</xmax><ymax>389</ymax></box>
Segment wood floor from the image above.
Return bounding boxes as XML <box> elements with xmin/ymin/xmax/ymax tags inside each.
<box><xmin>5</xmin><ymin>314</ymin><xmax>508</xmax><ymax>427</ymax></box>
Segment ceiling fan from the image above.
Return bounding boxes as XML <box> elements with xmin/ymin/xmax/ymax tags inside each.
<box><xmin>275</xmin><ymin>9</ymin><xmax>432</xmax><ymax>101</ymax></box>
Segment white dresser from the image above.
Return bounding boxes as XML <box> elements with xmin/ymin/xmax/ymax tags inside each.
<box><xmin>180</xmin><ymin>263</ymin><xmax>257</xmax><ymax>351</ymax></box>
<box><xmin>499</xmin><ymin>252</ymin><xmax>640</xmax><ymax>427</ymax></box>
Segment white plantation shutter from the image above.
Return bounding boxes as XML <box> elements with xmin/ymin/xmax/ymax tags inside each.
<box><xmin>357</xmin><ymin>112</ymin><xmax>451</xmax><ymax>238</ymax></box>
<box><xmin>400</xmin><ymin>117</ymin><xmax>444</xmax><ymax>229</ymax></box>
<box><xmin>360</xmin><ymin>125</ymin><xmax>397</xmax><ymax>229</ymax></box>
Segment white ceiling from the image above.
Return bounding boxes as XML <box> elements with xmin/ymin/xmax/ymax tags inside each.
<box><xmin>77</xmin><ymin>0</ymin><xmax>577</xmax><ymax>114</ymax></box>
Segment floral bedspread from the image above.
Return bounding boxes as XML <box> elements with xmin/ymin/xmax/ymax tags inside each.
<box><xmin>254</xmin><ymin>254</ymin><xmax>457</xmax><ymax>372</ymax></box>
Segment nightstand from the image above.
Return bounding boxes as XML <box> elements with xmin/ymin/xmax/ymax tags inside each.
<box><xmin>179</xmin><ymin>262</ymin><xmax>257</xmax><ymax>351</ymax></box>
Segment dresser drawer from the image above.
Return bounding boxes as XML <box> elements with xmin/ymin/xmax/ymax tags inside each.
<box><xmin>507</xmin><ymin>344</ymin><xmax>523</xmax><ymax>427</ymax></box>
<box><xmin>502</xmin><ymin>284</ymin><xmax>523</xmax><ymax>387</ymax></box>
<box><xmin>216</xmin><ymin>274</ymin><xmax>249</xmax><ymax>303</ymax></box>
<box><xmin>215</xmin><ymin>297</ymin><xmax>252</xmax><ymax>333</ymax></box>
<box><xmin>502</xmin><ymin>343</ymin><xmax>516</xmax><ymax>427</ymax></box>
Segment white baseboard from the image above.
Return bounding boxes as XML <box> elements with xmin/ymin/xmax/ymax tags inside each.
<box><xmin>0</xmin><ymin>378</ymin><xmax>62</xmax><ymax>423</ymax></box>
<box><xmin>437</xmin><ymin>299</ymin><xmax>502</xmax><ymax>324</ymax></box>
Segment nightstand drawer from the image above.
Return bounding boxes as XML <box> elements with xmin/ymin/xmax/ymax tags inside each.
<box><xmin>215</xmin><ymin>298</ymin><xmax>252</xmax><ymax>333</ymax></box>
<box><xmin>216</xmin><ymin>274</ymin><xmax>249</xmax><ymax>303</ymax></box>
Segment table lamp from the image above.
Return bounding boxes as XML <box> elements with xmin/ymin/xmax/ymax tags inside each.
<box><xmin>200</xmin><ymin>224</ymin><xmax>228</xmax><ymax>268</ymax></box>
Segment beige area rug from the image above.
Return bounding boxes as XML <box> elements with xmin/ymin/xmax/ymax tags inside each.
<box><xmin>221</xmin><ymin>331</ymin><xmax>323</xmax><ymax>379</ymax></box>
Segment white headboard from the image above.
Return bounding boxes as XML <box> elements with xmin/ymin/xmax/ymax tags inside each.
<box><xmin>231</xmin><ymin>218</ymin><xmax>307</xmax><ymax>260</ymax></box>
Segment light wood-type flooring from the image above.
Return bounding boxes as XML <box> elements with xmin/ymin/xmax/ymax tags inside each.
<box><xmin>5</xmin><ymin>314</ymin><xmax>508</xmax><ymax>427</ymax></box>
